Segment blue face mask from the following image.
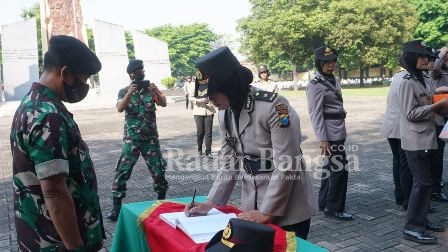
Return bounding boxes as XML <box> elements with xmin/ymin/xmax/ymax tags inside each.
<box><xmin>63</xmin><ymin>75</ymin><xmax>90</xmax><ymax>103</ymax></box>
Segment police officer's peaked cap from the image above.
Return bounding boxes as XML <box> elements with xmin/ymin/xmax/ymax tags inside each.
<box><xmin>48</xmin><ymin>35</ymin><xmax>101</xmax><ymax>75</ymax></box>
<box><xmin>258</xmin><ymin>65</ymin><xmax>269</xmax><ymax>73</ymax></box>
<box><xmin>426</xmin><ymin>47</ymin><xmax>439</xmax><ymax>60</ymax></box>
<box><xmin>403</xmin><ymin>40</ymin><xmax>432</xmax><ymax>56</ymax></box>
<box><xmin>195</xmin><ymin>47</ymin><xmax>243</xmax><ymax>86</ymax></box>
<box><xmin>205</xmin><ymin>218</ymin><xmax>275</xmax><ymax>252</ymax></box>
<box><xmin>314</xmin><ymin>46</ymin><xmax>338</xmax><ymax>61</ymax></box>
<box><xmin>127</xmin><ymin>59</ymin><xmax>144</xmax><ymax>74</ymax></box>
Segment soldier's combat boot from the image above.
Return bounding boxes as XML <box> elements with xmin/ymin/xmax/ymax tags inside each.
<box><xmin>106</xmin><ymin>197</ymin><xmax>122</xmax><ymax>221</ymax></box>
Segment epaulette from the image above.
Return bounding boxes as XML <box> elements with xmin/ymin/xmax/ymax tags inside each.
<box><xmin>310</xmin><ymin>76</ymin><xmax>326</xmax><ymax>84</ymax></box>
<box><xmin>402</xmin><ymin>74</ymin><xmax>412</xmax><ymax>80</ymax></box>
<box><xmin>254</xmin><ymin>90</ymin><xmax>277</xmax><ymax>102</ymax></box>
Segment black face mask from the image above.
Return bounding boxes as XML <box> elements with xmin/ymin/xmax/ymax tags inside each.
<box><xmin>63</xmin><ymin>76</ymin><xmax>90</xmax><ymax>103</ymax></box>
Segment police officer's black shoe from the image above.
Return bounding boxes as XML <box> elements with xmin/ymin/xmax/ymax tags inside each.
<box><xmin>106</xmin><ymin>197</ymin><xmax>122</xmax><ymax>222</ymax></box>
<box><xmin>426</xmin><ymin>221</ymin><xmax>445</xmax><ymax>232</ymax></box>
<box><xmin>403</xmin><ymin>229</ymin><xmax>437</xmax><ymax>244</ymax></box>
<box><xmin>431</xmin><ymin>192</ymin><xmax>448</xmax><ymax>202</ymax></box>
<box><xmin>323</xmin><ymin>209</ymin><xmax>353</xmax><ymax>221</ymax></box>
<box><xmin>205</xmin><ymin>153</ymin><xmax>214</xmax><ymax>159</ymax></box>
<box><xmin>157</xmin><ymin>192</ymin><xmax>166</xmax><ymax>200</ymax></box>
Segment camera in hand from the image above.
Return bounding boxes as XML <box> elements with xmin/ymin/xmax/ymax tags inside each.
<box><xmin>134</xmin><ymin>72</ymin><xmax>150</xmax><ymax>90</ymax></box>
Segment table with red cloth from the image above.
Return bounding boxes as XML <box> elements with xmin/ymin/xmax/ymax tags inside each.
<box><xmin>110</xmin><ymin>196</ymin><xmax>327</xmax><ymax>252</ymax></box>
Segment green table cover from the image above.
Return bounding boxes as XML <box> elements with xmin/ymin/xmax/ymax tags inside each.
<box><xmin>110</xmin><ymin>196</ymin><xmax>326</xmax><ymax>252</ymax></box>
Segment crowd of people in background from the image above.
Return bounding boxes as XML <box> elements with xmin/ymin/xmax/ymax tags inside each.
<box><xmin>382</xmin><ymin>41</ymin><xmax>448</xmax><ymax>244</ymax></box>
<box><xmin>8</xmin><ymin>32</ymin><xmax>448</xmax><ymax>251</ymax></box>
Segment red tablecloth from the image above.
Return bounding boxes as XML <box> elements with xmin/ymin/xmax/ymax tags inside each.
<box><xmin>142</xmin><ymin>202</ymin><xmax>290</xmax><ymax>252</ymax></box>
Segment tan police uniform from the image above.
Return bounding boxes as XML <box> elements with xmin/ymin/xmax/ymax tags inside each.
<box><xmin>207</xmin><ymin>87</ymin><xmax>317</xmax><ymax>227</ymax></box>
<box><xmin>306</xmin><ymin>70</ymin><xmax>349</xmax><ymax>214</ymax></box>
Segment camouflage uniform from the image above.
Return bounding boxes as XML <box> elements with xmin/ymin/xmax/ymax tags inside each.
<box><xmin>10</xmin><ymin>83</ymin><xmax>105</xmax><ymax>251</ymax></box>
<box><xmin>112</xmin><ymin>86</ymin><xmax>168</xmax><ymax>198</ymax></box>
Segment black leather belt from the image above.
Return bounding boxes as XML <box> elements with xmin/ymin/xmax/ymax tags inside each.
<box><xmin>242</xmin><ymin>159</ymin><xmax>273</xmax><ymax>176</ymax></box>
<box><xmin>323</xmin><ymin>112</ymin><xmax>346</xmax><ymax>120</ymax></box>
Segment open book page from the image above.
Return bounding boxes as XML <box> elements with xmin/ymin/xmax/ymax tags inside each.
<box><xmin>177</xmin><ymin>213</ymin><xmax>237</xmax><ymax>244</ymax></box>
<box><xmin>159</xmin><ymin>208</ymin><xmax>223</xmax><ymax>228</ymax></box>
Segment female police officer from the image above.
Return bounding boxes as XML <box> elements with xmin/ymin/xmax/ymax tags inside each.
<box><xmin>398</xmin><ymin>40</ymin><xmax>448</xmax><ymax>244</ymax></box>
<box><xmin>184</xmin><ymin>47</ymin><xmax>317</xmax><ymax>239</ymax></box>
<box><xmin>306</xmin><ymin>46</ymin><xmax>352</xmax><ymax>221</ymax></box>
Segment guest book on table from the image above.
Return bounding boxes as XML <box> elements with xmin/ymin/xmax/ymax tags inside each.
<box><xmin>159</xmin><ymin>208</ymin><xmax>237</xmax><ymax>244</ymax></box>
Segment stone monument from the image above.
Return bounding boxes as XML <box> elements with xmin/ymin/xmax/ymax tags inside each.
<box><xmin>93</xmin><ymin>20</ymin><xmax>129</xmax><ymax>95</ymax></box>
<box><xmin>132</xmin><ymin>31</ymin><xmax>171</xmax><ymax>89</ymax></box>
<box><xmin>40</xmin><ymin>0</ymin><xmax>88</xmax><ymax>52</ymax></box>
<box><xmin>1</xmin><ymin>19</ymin><xmax>39</xmax><ymax>101</ymax></box>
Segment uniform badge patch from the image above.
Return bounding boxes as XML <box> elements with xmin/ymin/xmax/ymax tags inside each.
<box><xmin>275</xmin><ymin>104</ymin><xmax>290</xmax><ymax>128</ymax></box>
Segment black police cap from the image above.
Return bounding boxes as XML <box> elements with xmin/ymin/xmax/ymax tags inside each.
<box><xmin>315</xmin><ymin>46</ymin><xmax>338</xmax><ymax>61</ymax></box>
<box><xmin>127</xmin><ymin>59</ymin><xmax>144</xmax><ymax>74</ymax></box>
<box><xmin>195</xmin><ymin>47</ymin><xmax>242</xmax><ymax>86</ymax></box>
<box><xmin>426</xmin><ymin>47</ymin><xmax>439</xmax><ymax>60</ymax></box>
<box><xmin>403</xmin><ymin>40</ymin><xmax>432</xmax><ymax>56</ymax></box>
<box><xmin>258</xmin><ymin>65</ymin><xmax>269</xmax><ymax>73</ymax></box>
<box><xmin>205</xmin><ymin>218</ymin><xmax>275</xmax><ymax>252</ymax></box>
<box><xmin>48</xmin><ymin>35</ymin><xmax>101</xmax><ymax>75</ymax></box>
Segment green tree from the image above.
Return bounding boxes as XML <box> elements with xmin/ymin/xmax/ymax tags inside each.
<box><xmin>21</xmin><ymin>3</ymin><xmax>43</xmax><ymax>74</ymax></box>
<box><xmin>144</xmin><ymin>23</ymin><xmax>218</xmax><ymax>78</ymax></box>
<box><xmin>327</xmin><ymin>0</ymin><xmax>417</xmax><ymax>86</ymax></box>
<box><xmin>409</xmin><ymin>0</ymin><xmax>448</xmax><ymax>49</ymax></box>
<box><xmin>86</xmin><ymin>26</ymin><xmax>95</xmax><ymax>52</ymax></box>
<box><xmin>161</xmin><ymin>76</ymin><xmax>177</xmax><ymax>89</ymax></box>
<box><xmin>238</xmin><ymin>0</ymin><xmax>330</xmax><ymax>90</ymax></box>
<box><xmin>125</xmin><ymin>31</ymin><xmax>135</xmax><ymax>60</ymax></box>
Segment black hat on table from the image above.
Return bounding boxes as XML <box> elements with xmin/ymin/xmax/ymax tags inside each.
<box><xmin>205</xmin><ymin>218</ymin><xmax>275</xmax><ymax>252</ymax></box>
<box><xmin>127</xmin><ymin>59</ymin><xmax>144</xmax><ymax>74</ymax></box>
<box><xmin>195</xmin><ymin>47</ymin><xmax>252</xmax><ymax>93</ymax></box>
<box><xmin>314</xmin><ymin>46</ymin><xmax>338</xmax><ymax>61</ymax></box>
<box><xmin>48</xmin><ymin>35</ymin><xmax>101</xmax><ymax>75</ymax></box>
<box><xmin>403</xmin><ymin>40</ymin><xmax>432</xmax><ymax>56</ymax></box>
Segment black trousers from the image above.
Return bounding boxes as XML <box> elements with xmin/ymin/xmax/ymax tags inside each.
<box><xmin>405</xmin><ymin>150</ymin><xmax>436</xmax><ymax>232</ymax></box>
<box><xmin>185</xmin><ymin>95</ymin><xmax>189</xmax><ymax>109</ymax></box>
<box><xmin>282</xmin><ymin>219</ymin><xmax>311</xmax><ymax>240</ymax></box>
<box><xmin>194</xmin><ymin>115</ymin><xmax>214</xmax><ymax>154</ymax></box>
<box><xmin>432</xmin><ymin>125</ymin><xmax>445</xmax><ymax>193</ymax></box>
<box><xmin>318</xmin><ymin>139</ymin><xmax>349</xmax><ymax>212</ymax></box>
<box><xmin>388</xmin><ymin>138</ymin><xmax>412</xmax><ymax>208</ymax></box>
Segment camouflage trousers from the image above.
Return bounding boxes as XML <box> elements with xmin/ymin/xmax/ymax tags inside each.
<box><xmin>112</xmin><ymin>139</ymin><xmax>168</xmax><ymax>198</ymax></box>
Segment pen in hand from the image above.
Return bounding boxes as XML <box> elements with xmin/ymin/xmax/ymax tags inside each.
<box><xmin>188</xmin><ymin>189</ymin><xmax>196</xmax><ymax>217</ymax></box>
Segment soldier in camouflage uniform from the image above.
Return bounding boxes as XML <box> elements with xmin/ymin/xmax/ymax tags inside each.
<box><xmin>10</xmin><ymin>36</ymin><xmax>104</xmax><ymax>251</ymax></box>
<box><xmin>106</xmin><ymin>60</ymin><xmax>169</xmax><ymax>221</ymax></box>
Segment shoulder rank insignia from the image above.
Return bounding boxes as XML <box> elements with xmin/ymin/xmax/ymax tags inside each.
<box><xmin>254</xmin><ymin>90</ymin><xmax>277</xmax><ymax>102</ymax></box>
<box><xmin>403</xmin><ymin>74</ymin><xmax>413</xmax><ymax>80</ymax></box>
<box><xmin>275</xmin><ymin>104</ymin><xmax>290</xmax><ymax>128</ymax></box>
<box><xmin>244</xmin><ymin>95</ymin><xmax>253</xmax><ymax>110</ymax></box>
<box><xmin>310</xmin><ymin>76</ymin><xmax>326</xmax><ymax>84</ymax></box>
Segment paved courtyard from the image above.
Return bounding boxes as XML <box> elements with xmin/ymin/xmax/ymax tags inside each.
<box><xmin>1</xmin><ymin>95</ymin><xmax>448</xmax><ymax>251</ymax></box>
